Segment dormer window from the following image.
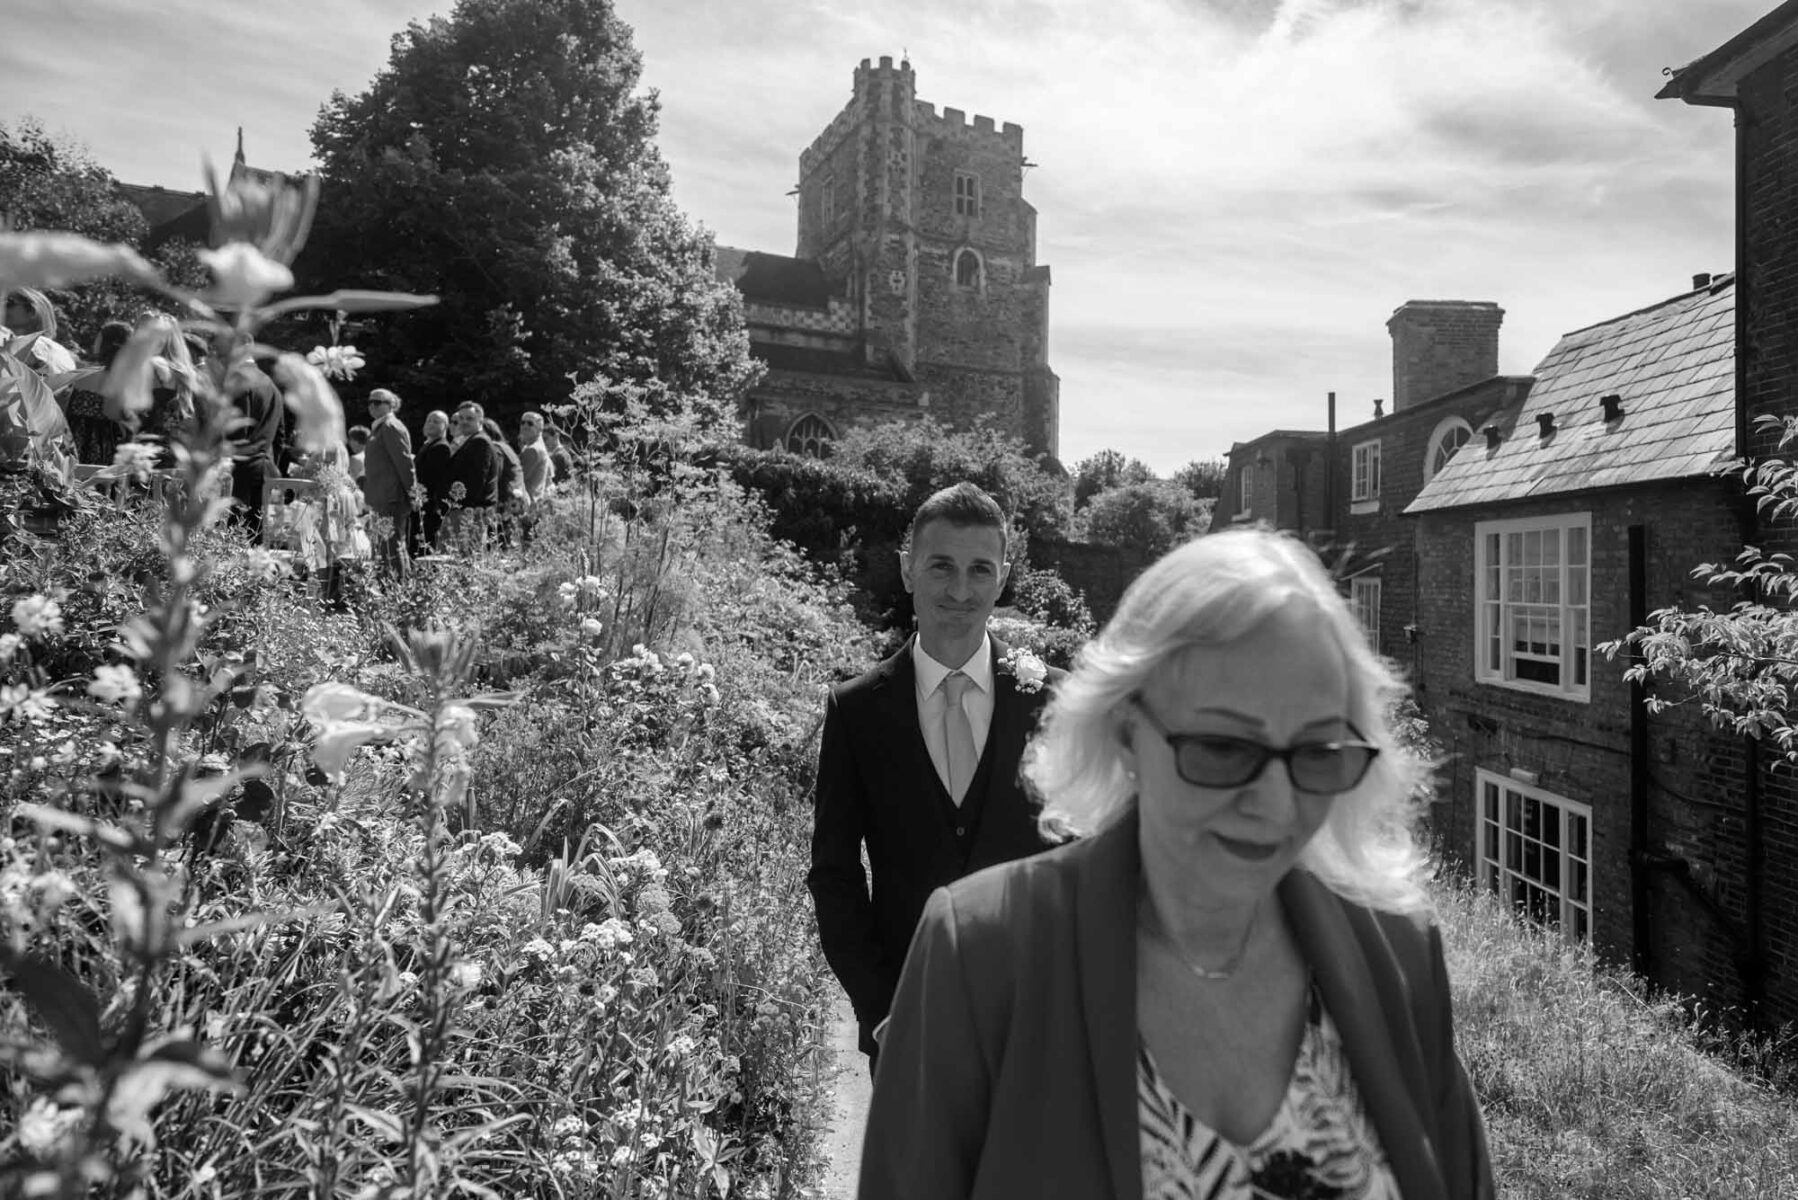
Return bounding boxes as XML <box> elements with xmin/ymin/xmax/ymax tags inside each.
<box><xmin>954</xmin><ymin>171</ymin><xmax>980</xmax><ymax>217</ymax></box>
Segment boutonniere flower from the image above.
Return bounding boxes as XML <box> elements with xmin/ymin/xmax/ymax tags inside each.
<box><xmin>1000</xmin><ymin>648</ymin><xmax>1049</xmax><ymax>694</ymax></box>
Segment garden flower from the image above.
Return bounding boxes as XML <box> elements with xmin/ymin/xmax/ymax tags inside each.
<box><xmin>300</xmin><ymin>682</ymin><xmax>375</xmax><ymax>724</ymax></box>
<box><xmin>581</xmin><ymin>918</ymin><xmax>634</xmax><ymax>951</ymax></box>
<box><xmin>580</xmin><ymin>617</ymin><xmax>604</xmax><ymax>639</ymax></box>
<box><xmin>110</xmin><ymin>441</ymin><xmax>159</xmax><ymax>481</ymax></box>
<box><xmin>448</xmin><ymin>961</ymin><xmax>484</xmax><ymax>990</ymax></box>
<box><xmin>88</xmin><ymin>664</ymin><xmax>143</xmax><ymax>705</ymax></box>
<box><xmin>0</xmin><ymin>230</ymin><xmax>157</xmax><ymax>292</ymax></box>
<box><xmin>272</xmin><ymin>353</ymin><xmax>347</xmax><ymax>455</ymax></box>
<box><xmin>305</xmin><ymin>343</ymin><xmax>366</xmax><ymax>380</ymax></box>
<box><xmin>0</xmin><ymin>633</ymin><xmax>19</xmax><ymax>662</ymax></box>
<box><xmin>637</xmin><ymin>884</ymin><xmax>672</xmax><ymax>915</ymax></box>
<box><xmin>522</xmin><ymin>937</ymin><xmax>557</xmax><ymax>961</ymax></box>
<box><xmin>16</xmin><ymin>1097</ymin><xmax>83</xmax><ymax>1157</ymax></box>
<box><xmin>199</xmin><ymin>241</ymin><xmax>294</xmax><ymax>307</ymax></box>
<box><xmin>234</xmin><ymin>547</ymin><xmax>286</xmax><ymax>580</ymax></box>
<box><xmin>10</xmin><ymin>595</ymin><xmax>63</xmax><ymax>639</ymax></box>
<box><xmin>665</xmin><ymin>1034</ymin><xmax>698</xmax><ymax>1061</ymax></box>
<box><xmin>100</xmin><ymin>323</ymin><xmax>167</xmax><ymax>421</ymax></box>
<box><xmin>436</xmin><ymin>703</ymin><xmax>479</xmax><ymax>751</ymax></box>
<box><xmin>0</xmin><ymin>685</ymin><xmax>55</xmax><ymax>722</ymax></box>
<box><xmin>206</xmin><ymin>165</ymin><xmax>318</xmax><ymax>265</ymax></box>
<box><xmin>477</xmin><ymin>831</ymin><xmax>521</xmax><ymax>860</ymax></box>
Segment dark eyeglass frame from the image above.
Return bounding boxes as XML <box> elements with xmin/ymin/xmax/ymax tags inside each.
<box><xmin>1129</xmin><ymin>698</ymin><xmax>1381</xmax><ymax>795</ymax></box>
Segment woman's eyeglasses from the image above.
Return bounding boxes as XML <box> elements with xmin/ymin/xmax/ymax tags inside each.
<box><xmin>1130</xmin><ymin>699</ymin><xmax>1380</xmax><ymax>795</ymax></box>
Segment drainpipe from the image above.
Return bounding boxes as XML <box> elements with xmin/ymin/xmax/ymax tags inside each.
<box><xmin>1733</xmin><ymin>101</ymin><xmax>1750</xmax><ymax>460</ymax></box>
<box><xmin>1743</xmin><ymin>734</ymin><xmax>1765</xmax><ymax>1028</ymax></box>
<box><xmin>1628</xmin><ymin>525</ymin><xmax>1651</xmax><ymax>977</ymax></box>
<box><xmin>1326</xmin><ymin>392</ymin><xmax>1338</xmax><ymax>528</ymax></box>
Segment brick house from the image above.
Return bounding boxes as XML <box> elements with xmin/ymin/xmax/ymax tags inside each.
<box><xmin>1647</xmin><ymin>0</ymin><xmax>1798</xmax><ymax>1027</ymax></box>
<box><xmin>719</xmin><ymin>57</ymin><xmax>1059</xmax><ymax>460</ymax></box>
<box><xmin>1404</xmin><ymin>276</ymin><xmax>1759</xmax><ymax>1016</ymax></box>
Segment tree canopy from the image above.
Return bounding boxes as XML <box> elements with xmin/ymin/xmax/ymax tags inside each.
<box><xmin>1071</xmin><ymin>448</ymin><xmax>1153</xmax><ymax>510</ymax></box>
<box><xmin>302</xmin><ymin>0</ymin><xmax>758</xmax><ymax>428</ymax></box>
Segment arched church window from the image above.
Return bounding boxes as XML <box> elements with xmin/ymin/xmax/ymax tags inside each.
<box><xmin>1424</xmin><ymin>417</ymin><xmax>1474</xmax><ymax>482</ymax></box>
<box><xmin>954</xmin><ymin>249</ymin><xmax>983</xmax><ymax>289</ymax></box>
<box><xmin>785</xmin><ymin>413</ymin><xmax>835</xmax><ymax>458</ymax></box>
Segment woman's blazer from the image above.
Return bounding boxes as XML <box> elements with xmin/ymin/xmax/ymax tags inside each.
<box><xmin>858</xmin><ymin>808</ymin><xmax>1495</xmax><ymax>1200</ymax></box>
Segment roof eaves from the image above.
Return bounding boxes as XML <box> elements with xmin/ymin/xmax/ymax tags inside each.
<box><xmin>1657</xmin><ymin>0</ymin><xmax>1798</xmax><ymax>104</ymax></box>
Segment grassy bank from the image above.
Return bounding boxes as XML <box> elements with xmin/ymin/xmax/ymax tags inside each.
<box><xmin>1438</xmin><ymin>877</ymin><xmax>1798</xmax><ymax>1198</ymax></box>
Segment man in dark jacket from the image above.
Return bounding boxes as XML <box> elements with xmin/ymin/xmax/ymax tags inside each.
<box><xmin>362</xmin><ymin>389</ymin><xmax>415</xmax><ymax>578</ymax></box>
<box><xmin>807</xmin><ymin>483</ymin><xmax>1061</xmax><ymax>1074</ymax></box>
<box><xmin>447</xmin><ymin>402</ymin><xmax>499</xmax><ymax>553</ymax></box>
<box><xmin>225</xmin><ymin>358</ymin><xmax>283</xmax><ymax>539</ymax></box>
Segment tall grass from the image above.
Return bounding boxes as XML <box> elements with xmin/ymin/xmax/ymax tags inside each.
<box><xmin>1437</xmin><ymin>876</ymin><xmax>1798</xmax><ymax>1199</ymax></box>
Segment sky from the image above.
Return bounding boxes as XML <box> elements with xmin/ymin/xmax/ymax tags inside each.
<box><xmin>3</xmin><ymin>0</ymin><xmax>1764</xmax><ymax>472</ymax></box>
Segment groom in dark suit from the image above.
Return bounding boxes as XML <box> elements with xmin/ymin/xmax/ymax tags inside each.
<box><xmin>808</xmin><ymin>482</ymin><xmax>1061</xmax><ymax>1071</ymax></box>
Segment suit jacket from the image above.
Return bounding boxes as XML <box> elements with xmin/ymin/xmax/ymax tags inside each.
<box><xmin>363</xmin><ymin>413</ymin><xmax>415</xmax><ymax>511</ymax></box>
<box><xmin>859</xmin><ymin>808</ymin><xmax>1495</xmax><ymax>1200</ymax></box>
<box><xmin>449</xmin><ymin>433</ymin><xmax>499</xmax><ymax>508</ymax></box>
<box><xmin>807</xmin><ymin>635</ymin><xmax>1060</xmax><ymax>1055</ymax></box>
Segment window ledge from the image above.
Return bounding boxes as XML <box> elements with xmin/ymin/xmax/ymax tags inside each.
<box><xmin>1475</xmin><ymin>676</ymin><xmax>1591</xmax><ymax>705</ymax></box>
<box><xmin>1349</xmin><ymin>499</ymin><xmax>1379</xmax><ymax>515</ymax></box>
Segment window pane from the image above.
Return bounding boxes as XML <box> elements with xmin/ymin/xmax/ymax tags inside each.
<box><xmin>1573</xmin><ymin>907</ymin><xmax>1589</xmax><ymax>940</ymax></box>
<box><xmin>1569</xmin><ymin>525</ymin><xmax>1587</xmax><ymax>565</ymax></box>
<box><xmin>1570</xmin><ymin>815</ymin><xmax>1588</xmax><ymax>859</ymax></box>
<box><xmin>1483</xmin><ymin>782</ymin><xmax>1498</xmax><ymax>820</ymax></box>
<box><xmin>1543</xmin><ymin>529</ymin><xmax>1560</xmax><ymax>567</ymax></box>
<box><xmin>1572</xmin><ymin>860</ymin><xmax>1589</xmax><ymax>904</ymax></box>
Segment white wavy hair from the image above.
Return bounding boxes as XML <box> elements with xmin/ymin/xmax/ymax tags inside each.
<box><xmin>1024</xmin><ymin>527</ymin><xmax>1433</xmax><ymax>914</ymax></box>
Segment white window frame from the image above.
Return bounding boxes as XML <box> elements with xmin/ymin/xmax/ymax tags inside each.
<box><xmin>954</xmin><ymin>171</ymin><xmax>980</xmax><ymax>217</ymax></box>
<box><xmin>1474</xmin><ymin>513</ymin><xmax>1591</xmax><ymax>702</ymax></box>
<box><xmin>1424</xmin><ymin>415</ymin><xmax>1473</xmax><ymax>483</ymax></box>
<box><xmin>1350</xmin><ymin>439</ymin><xmax>1381</xmax><ymax>509</ymax></box>
<box><xmin>1238</xmin><ymin>463</ymin><xmax>1252</xmax><ymax>514</ymax></box>
<box><xmin>1476</xmin><ymin>770</ymin><xmax>1592</xmax><ymax>944</ymax></box>
<box><xmin>1349</xmin><ymin>574</ymin><xmax>1381</xmax><ymax>653</ymax></box>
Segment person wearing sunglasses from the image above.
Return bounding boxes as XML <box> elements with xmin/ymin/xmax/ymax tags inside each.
<box><xmin>860</xmin><ymin>527</ymin><xmax>1493</xmax><ymax>1200</ymax></box>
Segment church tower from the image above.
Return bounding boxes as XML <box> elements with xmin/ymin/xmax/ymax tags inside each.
<box><xmin>794</xmin><ymin>58</ymin><xmax>1059</xmax><ymax>458</ymax></box>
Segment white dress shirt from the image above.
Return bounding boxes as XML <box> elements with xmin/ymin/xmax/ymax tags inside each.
<box><xmin>913</xmin><ymin>633</ymin><xmax>995</xmax><ymax>800</ymax></box>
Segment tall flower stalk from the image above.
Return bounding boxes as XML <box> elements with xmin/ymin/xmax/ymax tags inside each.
<box><xmin>0</xmin><ymin>168</ymin><xmax>436</xmax><ymax>1196</ymax></box>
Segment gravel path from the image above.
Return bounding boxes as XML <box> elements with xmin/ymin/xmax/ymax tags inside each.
<box><xmin>816</xmin><ymin>989</ymin><xmax>870</xmax><ymax>1199</ymax></box>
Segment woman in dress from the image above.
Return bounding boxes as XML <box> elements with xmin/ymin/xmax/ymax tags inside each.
<box><xmin>3</xmin><ymin>288</ymin><xmax>79</xmax><ymax>375</ymax></box>
<box><xmin>859</xmin><ymin>527</ymin><xmax>1493</xmax><ymax>1200</ymax></box>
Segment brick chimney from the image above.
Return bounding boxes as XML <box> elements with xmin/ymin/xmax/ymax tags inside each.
<box><xmin>1386</xmin><ymin>300</ymin><xmax>1504</xmax><ymax>411</ymax></box>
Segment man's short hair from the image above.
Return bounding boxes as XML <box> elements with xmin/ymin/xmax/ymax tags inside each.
<box><xmin>909</xmin><ymin>482</ymin><xmax>1009</xmax><ymax>558</ymax></box>
<box><xmin>457</xmin><ymin>401</ymin><xmax>485</xmax><ymax>422</ymax></box>
<box><xmin>347</xmin><ymin>425</ymin><xmax>371</xmax><ymax>448</ymax></box>
<box><xmin>369</xmin><ymin>388</ymin><xmax>399</xmax><ymax>408</ymax></box>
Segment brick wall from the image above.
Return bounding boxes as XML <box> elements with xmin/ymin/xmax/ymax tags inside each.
<box><xmin>1410</xmin><ymin>480</ymin><xmax>1796</xmax><ymax>1020</ymax></box>
<box><xmin>1736</xmin><ymin>38</ymin><xmax>1798</xmax><ymax>1030</ymax></box>
<box><xmin>1388</xmin><ymin>301</ymin><xmax>1504</xmax><ymax>413</ymax></box>
<box><xmin>1216</xmin><ymin>436</ymin><xmax>1331</xmax><ymax>533</ymax></box>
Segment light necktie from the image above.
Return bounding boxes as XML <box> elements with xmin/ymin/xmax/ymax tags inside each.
<box><xmin>940</xmin><ymin>670</ymin><xmax>978</xmax><ymax>805</ymax></box>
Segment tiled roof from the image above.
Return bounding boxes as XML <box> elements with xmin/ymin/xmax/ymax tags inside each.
<box><xmin>713</xmin><ymin>247</ymin><xmax>838</xmax><ymax>308</ymax></box>
<box><xmin>1406</xmin><ymin>276</ymin><xmax>1734</xmax><ymax>513</ymax></box>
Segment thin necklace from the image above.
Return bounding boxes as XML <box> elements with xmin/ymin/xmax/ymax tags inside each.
<box><xmin>1138</xmin><ymin>896</ymin><xmax>1260</xmax><ymax>982</ymax></box>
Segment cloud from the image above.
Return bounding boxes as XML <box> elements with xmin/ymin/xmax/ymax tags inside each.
<box><xmin>8</xmin><ymin>0</ymin><xmax>1762</xmax><ymax>472</ymax></box>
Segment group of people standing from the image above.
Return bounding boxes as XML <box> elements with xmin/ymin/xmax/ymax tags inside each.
<box><xmin>339</xmin><ymin>393</ymin><xmax>570</xmax><ymax>575</ymax></box>
<box><xmin>1</xmin><ymin>285</ymin><xmax>577</xmax><ymax>574</ymax></box>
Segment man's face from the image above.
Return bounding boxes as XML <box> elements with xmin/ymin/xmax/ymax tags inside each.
<box><xmin>900</xmin><ymin>519</ymin><xmax>1010</xmax><ymax>655</ymax></box>
<box><xmin>520</xmin><ymin>414</ymin><xmax>543</xmax><ymax>442</ymax></box>
<box><xmin>454</xmin><ymin>409</ymin><xmax>476</xmax><ymax>438</ymax></box>
<box><xmin>369</xmin><ymin>397</ymin><xmax>395</xmax><ymax>422</ymax></box>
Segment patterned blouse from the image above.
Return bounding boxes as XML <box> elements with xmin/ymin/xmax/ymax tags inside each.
<box><xmin>1138</xmin><ymin>985</ymin><xmax>1403</xmax><ymax>1200</ymax></box>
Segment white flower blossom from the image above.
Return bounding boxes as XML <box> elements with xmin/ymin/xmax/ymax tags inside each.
<box><xmin>0</xmin><ymin>633</ymin><xmax>19</xmax><ymax>662</ymax></box>
<box><xmin>665</xmin><ymin>1034</ymin><xmax>698</xmax><ymax>1061</ymax></box>
<box><xmin>435</xmin><ymin>704</ymin><xmax>479</xmax><ymax>751</ymax></box>
<box><xmin>0</xmin><ymin>684</ymin><xmax>55</xmax><ymax>723</ymax></box>
<box><xmin>109</xmin><ymin>441</ymin><xmax>159</xmax><ymax>482</ymax></box>
<box><xmin>305</xmin><ymin>343</ymin><xmax>366</xmax><ymax>380</ymax></box>
<box><xmin>272</xmin><ymin>353</ymin><xmax>347</xmax><ymax>456</ymax></box>
<box><xmin>579</xmin><ymin>917</ymin><xmax>635</xmax><ymax>951</ymax></box>
<box><xmin>580</xmin><ymin>617</ymin><xmax>604</xmax><ymax>639</ymax></box>
<box><xmin>447</xmin><ymin>961</ymin><xmax>483</xmax><ymax>990</ymax></box>
<box><xmin>16</xmin><ymin>1097</ymin><xmax>83</xmax><ymax>1156</ymax></box>
<box><xmin>87</xmin><ymin>664</ymin><xmax>142</xmax><ymax>705</ymax></box>
<box><xmin>522</xmin><ymin>937</ymin><xmax>557</xmax><ymax>961</ymax></box>
<box><xmin>477</xmin><ymin>831</ymin><xmax>522</xmax><ymax>860</ymax></box>
<box><xmin>198</xmin><ymin>241</ymin><xmax>294</xmax><ymax>307</ymax></box>
<box><xmin>10</xmin><ymin>595</ymin><xmax>63</xmax><ymax>639</ymax></box>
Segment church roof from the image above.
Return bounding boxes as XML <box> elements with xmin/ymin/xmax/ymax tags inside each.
<box><xmin>1407</xmin><ymin>275</ymin><xmax>1735</xmax><ymax>513</ymax></box>
<box><xmin>714</xmin><ymin>247</ymin><xmax>839</xmax><ymax>308</ymax></box>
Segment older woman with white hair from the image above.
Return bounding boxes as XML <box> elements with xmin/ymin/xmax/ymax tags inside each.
<box><xmin>859</xmin><ymin>527</ymin><xmax>1493</xmax><ymax>1200</ymax></box>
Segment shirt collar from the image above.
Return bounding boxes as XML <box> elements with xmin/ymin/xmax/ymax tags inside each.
<box><xmin>913</xmin><ymin>632</ymin><xmax>993</xmax><ymax>698</ymax></box>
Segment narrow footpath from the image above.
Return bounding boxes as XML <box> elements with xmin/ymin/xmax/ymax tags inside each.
<box><xmin>816</xmin><ymin>989</ymin><xmax>871</xmax><ymax>1199</ymax></box>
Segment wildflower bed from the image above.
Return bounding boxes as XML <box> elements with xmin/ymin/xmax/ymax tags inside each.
<box><xmin>1</xmin><ymin>467</ymin><xmax>875</xmax><ymax>1197</ymax></box>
